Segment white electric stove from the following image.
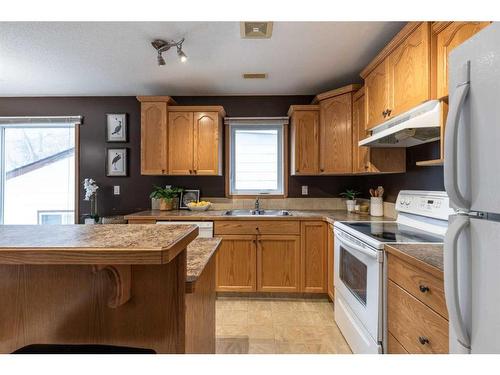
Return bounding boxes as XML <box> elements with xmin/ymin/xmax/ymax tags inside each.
<box><xmin>333</xmin><ymin>191</ymin><xmax>453</xmax><ymax>354</ymax></box>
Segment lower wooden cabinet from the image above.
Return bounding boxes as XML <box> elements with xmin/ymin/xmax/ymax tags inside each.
<box><xmin>257</xmin><ymin>235</ymin><xmax>300</xmax><ymax>292</ymax></box>
<box><xmin>301</xmin><ymin>221</ymin><xmax>327</xmax><ymax>293</ymax></box>
<box><xmin>327</xmin><ymin>224</ymin><xmax>334</xmax><ymax>301</ymax></box>
<box><xmin>215</xmin><ymin>235</ymin><xmax>256</xmax><ymax>292</ymax></box>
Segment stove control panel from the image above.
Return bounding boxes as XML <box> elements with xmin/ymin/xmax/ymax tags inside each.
<box><xmin>396</xmin><ymin>191</ymin><xmax>452</xmax><ymax>220</ymax></box>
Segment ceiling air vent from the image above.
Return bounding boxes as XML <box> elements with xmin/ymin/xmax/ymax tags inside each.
<box><xmin>243</xmin><ymin>73</ymin><xmax>268</xmax><ymax>79</ymax></box>
<box><xmin>240</xmin><ymin>22</ymin><xmax>273</xmax><ymax>39</ymax></box>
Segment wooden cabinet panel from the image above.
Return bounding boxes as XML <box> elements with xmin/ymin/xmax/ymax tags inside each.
<box><xmin>436</xmin><ymin>22</ymin><xmax>490</xmax><ymax>98</ymax></box>
<box><xmin>388</xmin><ymin>254</ymin><xmax>447</xmax><ymax>319</ymax></box>
<box><xmin>301</xmin><ymin>221</ymin><xmax>327</xmax><ymax>293</ymax></box>
<box><xmin>216</xmin><ymin>235</ymin><xmax>256</xmax><ymax>292</ymax></box>
<box><xmin>364</xmin><ymin>59</ymin><xmax>389</xmax><ymax>130</ymax></box>
<box><xmin>214</xmin><ymin>220</ymin><xmax>300</xmax><ymax>236</ymax></box>
<box><xmin>327</xmin><ymin>224</ymin><xmax>334</xmax><ymax>301</ymax></box>
<box><xmin>387</xmin><ymin>281</ymin><xmax>448</xmax><ymax>354</ymax></box>
<box><xmin>290</xmin><ymin>109</ymin><xmax>320</xmax><ymax>175</ymax></box>
<box><xmin>388</xmin><ymin>333</ymin><xmax>408</xmax><ymax>354</ymax></box>
<box><xmin>352</xmin><ymin>90</ymin><xmax>370</xmax><ymax>173</ymax></box>
<box><xmin>319</xmin><ymin>93</ymin><xmax>353</xmax><ymax>174</ymax></box>
<box><xmin>388</xmin><ymin>23</ymin><xmax>431</xmax><ymax>118</ymax></box>
<box><xmin>257</xmin><ymin>235</ymin><xmax>300</xmax><ymax>292</ymax></box>
<box><xmin>168</xmin><ymin>111</ymin><xmax>194</xmax><ymax>175</ymax></box>
<box><xmin>140</xmin><ymin>102</ymin><xmax>168</xmax><ymax>175</ymax></box>
<box><xmin>193</xmin><ymin>112</ymin><xmax>221</xmax><ymax>175</ymax></box>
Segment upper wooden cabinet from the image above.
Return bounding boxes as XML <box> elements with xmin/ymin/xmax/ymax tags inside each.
<box><xmin>288</xmin><ymin>105</ymin><xmax>320</xmax><ymax>175</ymax></box>
<box><xmin>138</xmin><ymin>97</ymin><xmax>225</xmax><ymax>176</ymax></box>
<box><xmin>138</xmin><ymin>96</ymin><xmax>175</xmax><ymax>175</ymax></box>
<box><xmin>361</xmin><ymin>22</ymin><xmax>432</xmax><ymax>130</ymax></box>
<box><xmin>434</xmin><ymin>22</ymin><xmax>491</xmax><ymax>99</ymax></box>
<box><xmin>352</xmin><ymin>88</ymin><xmax>406</xmax><ymax>174</ymax></box>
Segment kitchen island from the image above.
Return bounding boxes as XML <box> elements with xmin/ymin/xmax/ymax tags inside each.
<box><xmin>0</xmin><ymin>224</ymin><xmax>201</xmax><ymax>354</ymax></box>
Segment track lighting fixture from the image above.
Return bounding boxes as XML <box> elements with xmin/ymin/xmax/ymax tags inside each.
<box><xmin>151</xmin><ymin>38</ymin><xmax>187</xmax><ymax>66</ymax></box>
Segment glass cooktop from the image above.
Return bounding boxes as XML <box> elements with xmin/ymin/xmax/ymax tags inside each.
<box><xmin>342</xmin><ymin>222</ymin><xmax>444</xmax><ymax>243</ymax></box>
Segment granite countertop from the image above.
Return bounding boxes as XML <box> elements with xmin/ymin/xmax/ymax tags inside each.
<box><xmin>186</xmin><ymin>237</ymin><xmax>221</xmax><ymax>292</ymax></box>
<box><xmin>124</xmin><ymin>209</ymin><xmax>393</xmax><ymax>224</ymax></box>
<box><xmin>0</xmin><ymin>224</ymin><xmax>198</xmax><ymax>265</ymax></box>
<box><xmin>385</xmin><ymin>243</ymin><xmax>444</xmax><ymax>277</ymax></box>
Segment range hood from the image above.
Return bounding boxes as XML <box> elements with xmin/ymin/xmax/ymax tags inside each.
<box><xmin>359</xmin><ymin>100</ymin><xmax>442</xmax><ymax>148</ymax></box>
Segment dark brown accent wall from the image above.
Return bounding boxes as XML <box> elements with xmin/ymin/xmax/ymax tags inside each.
<box><xmin>0</xmin><ymin>96</ymin><xmax>444</xmax><ymax>221</ymax></box>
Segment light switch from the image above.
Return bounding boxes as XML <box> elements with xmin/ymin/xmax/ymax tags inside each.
<box><xmin>113</xmin><ymin>185</ymin><xmax>120</xmax><ymax>195</ymax></box>
<box><xmin>301</xmin><ymin>185</ymin><xmax>308</xmax><ymax>195</ymax></box>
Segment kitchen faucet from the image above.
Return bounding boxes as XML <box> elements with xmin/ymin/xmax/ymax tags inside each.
<box><xmin>254</xmin><ymin>197</ymin><xmax>260</xmax><ymax>211</ymax></box>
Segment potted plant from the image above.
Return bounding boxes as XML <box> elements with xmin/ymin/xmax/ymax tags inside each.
<box><xmin>83</xmin><ymin>178</ymin><xmax>100</xmax><ymax>223</ymax></box>
<box><xmin>149</xmin><ymin>186</ymin><xmax>183</xmax><ymax>211</ymax></box>
<box><xmin>340</xmin><ymin>189</ymin><xmax>361</xmax><ymax>213</ymax></box>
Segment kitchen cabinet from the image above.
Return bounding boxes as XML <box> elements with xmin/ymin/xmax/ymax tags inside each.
<box><xmin>288</xmin><ymin>105</ymin><xmax>320</xmax><ymax>175</ymax></box>
<box><xmin>301</xmin><ymin>221</ymin><xmax>327</xmax><ymax>293</ymax></box>
<box><xmin>361</xmin><ymin>22</ymin><xmax>432</xmax><ymax>130</ymax></box>
<box><xmin>434</xmin><ymin>21</ymin><xmax>491</xmax><ymax>99</ymax></box>
<box><xmin>168</xmin><ymin>107</ymin><xmax>224</xmax><ymax>176</ymax></box>
<box><xmin>257</xmin><ymin>235</ymin><xmax>301</xmax><ymax>292</ymax></box>
<box><xmin>386</xmin><ymin>251</ymin><xmax>449</xmax><ymax>354</ymax></box>
<box><xmin>138</xmin><ymin>96</ymin><xmax>176</xmax><ymax>175</ymax></box>
<box><xmin>215</xmin><ymin>235</ymin><xmax>257</xmax><ymax>292</ymax></box>
<box><xmin>327</xmin><ymin>223</ymin><xmax>334</xmax><ymax>301</ymax></box>
<box><xmin>352</xmin><ymin>88</ymin><xmax>406</xmax><ymax>174</ymax></box>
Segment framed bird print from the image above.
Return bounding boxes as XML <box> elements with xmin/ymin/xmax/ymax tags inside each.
<box><xmin>106</xmin><ymin>113</ymin><xmax>128</xmax><ymax>142</ymax></box>
<box><xmin>106</xmin><ymin>148</ymin><xmax>128</xmax><ymax>177</ymax></box>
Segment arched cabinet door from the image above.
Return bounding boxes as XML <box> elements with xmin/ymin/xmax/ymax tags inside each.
<box><xmin>168</xmin><ymin>111</ymin><xmax>194</xmax><ymax>175</ymax></box>
<box><xmin>140</xmin><ymin>102</ymin><xmax>168</xmax><ymax>175</ymax></box>
<box><xmin>193</xmin><ymin>112</ymin><xmax>222</xmax><ymax>175</ymax></box>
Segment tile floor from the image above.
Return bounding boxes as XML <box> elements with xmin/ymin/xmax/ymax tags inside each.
<box><xmin>215</xmin><ymin>297</ymin><xmax>352</xmax><ymax>354</ymax></box>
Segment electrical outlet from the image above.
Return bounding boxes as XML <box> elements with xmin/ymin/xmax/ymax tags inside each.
<box><xmin>301</xmin><ymin>185</ymin><xmax>308</xmax><ymax>195</ymax></box>
<box><xmin>113</xmin><ymin>186</ymin><xmax>120</xmax><ymax>195</ymax></box>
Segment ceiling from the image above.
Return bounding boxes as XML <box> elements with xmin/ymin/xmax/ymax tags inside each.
<box><xmin>0</xmin><ymin>22</ymin><xmax>405</xmax><ymax>96</ymax></box>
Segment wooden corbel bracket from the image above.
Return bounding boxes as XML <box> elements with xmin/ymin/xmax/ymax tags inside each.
<box><xmin>92</xmin><ymin>265</ymin><xmax>132</xmax><ymax>308</ymax></box>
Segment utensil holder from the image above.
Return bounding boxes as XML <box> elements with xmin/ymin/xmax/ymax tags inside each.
<box><xmin>370</xmin><ymin>197</ymin><xmax>384</xmax><ymax>217</ymax></box>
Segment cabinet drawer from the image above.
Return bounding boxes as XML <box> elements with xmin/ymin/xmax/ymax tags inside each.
<box><xmin>387</xmin><ymin>333</ymin><xmax>408</xmax><ymax>354</ymax></box>
<box><xmin>388</xmin><ymin>254</ymin><xmax>447</xmax><ymax>319</ymax></box>
<box><xmin>214</xmin><ymin>221</ymin><xmax>300</xmax><ymax>235</ymax></box>
<box><xmin>388</xmin><ymin>281</ymin><xmax>448</xmax><ymax>354</ymax></box>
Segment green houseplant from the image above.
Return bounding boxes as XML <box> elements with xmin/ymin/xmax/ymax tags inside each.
<box><xmin>340</xmin><ymin>189</ymin><xmax>361</xmax><ymax>213</ymax></box>
<box><xmin>150</xmin><ymin>186</ymin><xmax>183</xmax><ymax>211</ymax></box>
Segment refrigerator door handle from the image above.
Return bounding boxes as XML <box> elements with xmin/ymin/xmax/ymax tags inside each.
<box><xmin>444</xmin><ymin>215</ymin><xmax>471</xmax><ymax>349</ymax></box>
<box><xmin>444</xmin><ymin>61</ymin><xmax>470</xmax><ymax>210</ymax></box>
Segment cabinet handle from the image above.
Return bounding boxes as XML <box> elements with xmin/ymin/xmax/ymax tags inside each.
<box><xmin>382</xmin><ymin>110</ymin><xmax>387</xmax><ymax>117</ymax></box>
<box><xmin>386</xmin><ymin>109</ymin><xmax>392</xmax><ymax>117</ymax></box>
<box><xmin>419</xmin><ymin>285</ymin><xmax>430</xmax><ymax>293</ymax></box>
<box><xmin>418</xmin><ymin>336</ymin><xmax>430</xmax><ymax>345</ymax></box>
<box><xmin>320</xmin><ymin>168</ymin><xmax>325</xmax><ymax>172</ymax></box>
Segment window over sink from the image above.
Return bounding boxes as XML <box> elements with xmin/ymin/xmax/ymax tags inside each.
<box><xmin>226</xmin><ymin>118</ymin><xmax>287</xmax><ymax>196</ymax></box>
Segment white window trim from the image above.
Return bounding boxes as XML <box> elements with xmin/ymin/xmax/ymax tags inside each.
<box><xmin>0</xmin><ymin>116</ymin><xmax>81</xmax><ymax>224</ymax></box>
<box><xmin>225</xmin><ymin>117</ymin><xmax>288</xmax><ymax>197</ymax></box>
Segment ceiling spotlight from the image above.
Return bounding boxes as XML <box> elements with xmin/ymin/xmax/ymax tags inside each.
<box><xmin>151</xmin><ymin>38</ymin><xmax>187</xmax><ymax>66</ymax></box>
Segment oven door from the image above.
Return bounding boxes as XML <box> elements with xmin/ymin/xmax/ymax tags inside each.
<box><xmin>334</xmin><ymin>229</ymin><xmax>382</xmax><ymax>342</ymax></box>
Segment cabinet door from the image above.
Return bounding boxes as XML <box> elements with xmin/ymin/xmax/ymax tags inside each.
<box><xmin>291</xmin><ymin>110</ymin><xmax>319</xmax><ymax>175</ymax></box>
<box><xmin>216</xmin><ymin>235</ymin><xmax>256</xmax><ymax>292</ymax></box>
<box><xmin>257</xmin><ymin>235</ymin><xmax>300</xmax><ymax>293</ymax></box>
<box><xmin>327</xmin><ymin>224</ymin><xmax>334</xmax><ymax>301</ymax></box>
<box><xmin>388</xmin><ymin>22</ymin><xmax>430</xmax><ymax>117</ymax></box>
<box><xmin>140</xmin><ymin>102</ymin><xmax>168</xmax><ymax>175</ymax></box>
<box><xmin>168</xmin><ymin>111</ymin><xmax>194</xmax><ymax>175</ymax></box>
<box><xmin>193</xmin><ymin>112</ymin><xmax>221</xmax><ymax>175</ymax></box>
<box><xmin>352</xmin><ymin>92</ymin><xmax>371</xmax><ymax>174</ymax></box>
<box><xmin>301</xmin><ymin>221</ymin><xmax>327</xmax><ymax>293</ymax></box>
<box><xmin>364</xmin><ymin>59</ymin><xmax>390</xmax><ymax>130</ymax></box>
<box><xmin>436</xmin><ymin>22</ymin><xmax>490</xmax><ymax>98</ymax></box>
<box><xmin>319</xmin><ymin>93</ymin><xmax>353</xmax><ymax>174</ymax></box>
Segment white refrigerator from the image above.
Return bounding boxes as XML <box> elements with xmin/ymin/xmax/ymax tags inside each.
<box><xmin>444</xmin><ymin>22</ymin><xmax>500</xmax><ymax>354</ymax></box>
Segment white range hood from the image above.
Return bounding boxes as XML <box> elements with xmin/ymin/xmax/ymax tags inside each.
<box><xmin>359</xmin><ymin>100</ymin><xmax>442</xmax><ymax>148</ymax></box>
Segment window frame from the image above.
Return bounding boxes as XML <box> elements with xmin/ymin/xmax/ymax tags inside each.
<box><xmin>0</xmin><ymin>116</ymin><xmax>81</xmax><ymax>224</ymax></box>
<box><xmin>225</xmin><ymin>117</ymin><xmax>288</xmax><ymax>198</ymax></box>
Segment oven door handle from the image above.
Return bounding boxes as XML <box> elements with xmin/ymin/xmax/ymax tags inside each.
<box><xmin>335</xmin><ymin>232</ymin><xmax>378</xmax><ymax>260</ymax></box>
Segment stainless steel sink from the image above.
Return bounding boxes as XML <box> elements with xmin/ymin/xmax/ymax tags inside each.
<box><xmin>224</xmin><ymin>209</ymin><xmax>292</xmax><ymax>216</ymax></box>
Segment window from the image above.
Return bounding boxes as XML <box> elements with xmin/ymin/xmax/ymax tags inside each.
<box><xmin>227</xmin><ymin>118</ymin><xmax>287</xmax><ymax>196</ymax></box>
<box><xmin>0</xmin><ymin>117</ymin><xmax>80</xmax><ymax>224</ymax></box>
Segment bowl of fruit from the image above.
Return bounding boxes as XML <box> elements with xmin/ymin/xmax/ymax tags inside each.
<box><xmin>186</xmin><ymin>201</ymin><xmax>212</xmax><ymax>211</ymax></box>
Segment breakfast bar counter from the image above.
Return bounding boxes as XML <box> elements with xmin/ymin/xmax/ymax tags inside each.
<box><xmin>0</xmin><ymin>224</ymin><xmax>200</xmax><ymax>354</ymax></box>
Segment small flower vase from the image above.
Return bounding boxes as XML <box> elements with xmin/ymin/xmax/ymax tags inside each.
<box><xmin>90</xmin><ymin>193</ymin><xmax>99</xmax><ymax>223</ymax></box>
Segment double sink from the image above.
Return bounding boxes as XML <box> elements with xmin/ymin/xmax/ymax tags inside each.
<box><xmin>224</xmin><ymin>209</ymin><xmax>292</xmax><ymax>217</ymax></box>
